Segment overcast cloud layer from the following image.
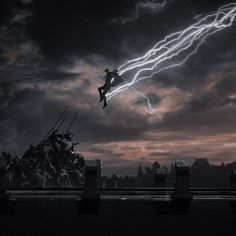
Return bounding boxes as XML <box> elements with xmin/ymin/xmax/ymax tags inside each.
<box><xmin>0</xmin><ymin>0</ymin><xmax>236</xmax><ymax>175</ymax></box>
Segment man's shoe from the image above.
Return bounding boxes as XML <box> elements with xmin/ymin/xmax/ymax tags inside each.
<box><xmin>103</xmin><ymin>103</ymin><xmax>108</xmax><ymax>109</ymax></box>
<box><xmin>99</xmin><ymin>98</ymin><xmax>103</xmax><ymax>103</ymax></box>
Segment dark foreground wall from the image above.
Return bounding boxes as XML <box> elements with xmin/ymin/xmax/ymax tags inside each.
<box><xmin>0</xmin><ymin>199</ymin><xmax>236</xmax><ymax>236</ymax></box>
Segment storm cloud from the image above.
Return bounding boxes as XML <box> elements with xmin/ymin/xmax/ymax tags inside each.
<box><xmin>0</xmin><ymin>0</ymin><xmax>236</xmax><ymax>175</ymax></box>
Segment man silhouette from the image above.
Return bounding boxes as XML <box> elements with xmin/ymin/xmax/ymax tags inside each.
<box><xmin>98</xmin><ymin>69</ymin><xmax>113</xmax><ymax>109</ymax></box>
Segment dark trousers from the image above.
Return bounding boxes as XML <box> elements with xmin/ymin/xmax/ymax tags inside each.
<box><xmin>98</xmin><ymin>85</ymin><xmax>110</xmax><ymax>105</ymax></box>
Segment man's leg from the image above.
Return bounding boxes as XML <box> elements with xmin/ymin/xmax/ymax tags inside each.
<box><xmin>98</xmin><ymin>86</ymin><xmax>104</xmax><ymax>102</ymax></box>
<box><xmin>103</xmin><ymin>96</ymin><xmax>108</xmax><ymax>109</ymax></box>
<box><xmin>102</xmin><ymin>87</ymin><xmax>110</xmax><ymax>109</ymax></box>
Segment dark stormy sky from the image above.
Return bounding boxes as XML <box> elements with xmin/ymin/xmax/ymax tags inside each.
<box><xmin>0</xmin><ymin>0</ymin><xmax>236</xmax><ymax>175</ymax></box>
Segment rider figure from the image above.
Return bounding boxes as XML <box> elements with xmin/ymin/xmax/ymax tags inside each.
<box><xmin>98</xmin><ymin>69</ymin><xmax>113</xmax><ymax>109</ymax></box>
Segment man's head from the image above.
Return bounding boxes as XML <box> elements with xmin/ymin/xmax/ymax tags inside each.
<box><xmin>104</xmin><ymin>68</ymin><xmax>110</xmax><ymax>74</ymax></box>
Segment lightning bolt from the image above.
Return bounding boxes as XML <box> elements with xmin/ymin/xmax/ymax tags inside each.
<box><xmin>131</xmin><ymin>86</ymin><xmax>163</xmax><ymax>122</ymax></box>
<box><xmin>106</xmin><ymin>3</ymin><xmax>236</xmax><ymax>109</ymax></box>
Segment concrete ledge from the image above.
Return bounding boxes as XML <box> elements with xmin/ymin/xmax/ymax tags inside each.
<box><xmin>0</xmin><ymin>195</ymin><xmax>15</xmax><ymax>214</ymax></box>
<box><xmin>77</xmin><ymin>197</ymin><xmax>100</xmax><ymax>214</ymax></box>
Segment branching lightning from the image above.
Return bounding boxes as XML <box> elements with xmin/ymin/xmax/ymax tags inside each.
<box><xmin>131</xmin><ymin>86</ymin><xmax>163</xmax><ymax>122</ymax></box>
<box><xmin>106</xmin><ymin>3</ymin><xmax>236</xmax><ymax>113</ymax></box>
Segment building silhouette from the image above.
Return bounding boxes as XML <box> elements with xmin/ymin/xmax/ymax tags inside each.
<box><xmin>101</xmin><ymin>158</ymin><xmax>236</xmax><ymax>188</ymax></box>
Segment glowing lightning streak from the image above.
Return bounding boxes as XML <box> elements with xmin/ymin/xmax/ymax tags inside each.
<box><xmin>117</xmin><ymin>8</ymin><xmax>224</xmax><ymax>74</ymax></box>
<box><xmin>131</xmin><ymin>87</ymin><xmax>163</xmax><ymax>122</ymax></box>
<box><xmin>106</xmin><ymin>3</ymin><xmax>236</xmax><ymax>107</ymax></box>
